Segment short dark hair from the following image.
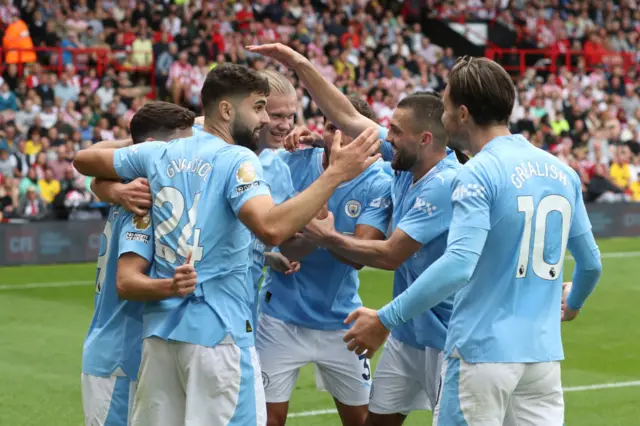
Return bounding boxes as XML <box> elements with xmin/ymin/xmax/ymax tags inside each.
<box><xmin>129</xmin><ymin>101</ymin><xmax>195</xmax><ymax>143</ymax></box>
<box><xmin>396</xmin><ymin>91</ymin><xmax>447</xmax><ymax>145</ymax></box>
<box><xmin>448</xmin><ymin>56</ymin><xmax>515</xmax><ymax>126</ymax></box>
<box><xmin>349</xmin><ymin>97</ymin><xmax>377</xmax><ymax>121</ymax></box>
<box><xmin>201</xmin><ymin>63</ymin><xmax>271</xmax><ymax>113</ymax></box>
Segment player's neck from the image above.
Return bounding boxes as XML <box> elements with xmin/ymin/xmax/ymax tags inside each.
<box><xmin>468</xmin><ymin>124</ymin><xmax>511</xmax><ymax>155</ymax></box>
<box><xmin>204</xmin><ymin>123</ymin><xmax>234</xmax><ymax>145</ymax></box>
<box><xmin>412</xmin><ymin>150</ymin><xmax>446</xmax><ymax>183</ymax></box>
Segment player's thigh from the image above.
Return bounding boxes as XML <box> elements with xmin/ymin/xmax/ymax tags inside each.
<box><xmin>256</xmin><ymin>314</ymin><xmax>310</xmax><ymax>403</ymax></box>
<box><xmin>504</xmin><ymin>362</ymin><xmax>563</xmax><ymax>426</ymax></box>
<box><xmin>131</xmin><ymin>337</ymin><xmax>184</xmax><ymax>426</ymax></box>
<box><xmin>369</xmin><ymin>337</ymin><xmax>429</xmax><ymax>417</ymax></box>
<box><xmin>435</xmin><ymin>356</ymin><xmax>523</xmax><ymax>426</ymax></box>
<box><xmin>178</xmin><ymin>342</ymin><xmax>266</xmax><ymax>426</ymax></box>
<box><xmin>81</xmin><ymin>374</ymin><xmax>135</xmax><ymax>426</ymax></box>
<box><xmin>314</xmin><ymin>328</ymin><xmax>372</xmax><ymax>407</ymax></box>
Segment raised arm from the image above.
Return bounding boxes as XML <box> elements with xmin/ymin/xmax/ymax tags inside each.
<box><xmin>247</xmin><ymin>43</ymin><xmax>378</xmax><ymax>139</ymax></box>
<box><xmin>238</xmin><ymin>128</ymin><xmax>381</xmax><ymax>246</ymax></box>
<box><xmin>74</xmin><ymin>148</ymin><xmax>119</xmax><ymax>179</ymax></box>
<box><xmin>91</xmin><ymin>178</ymin><xmax>152</xmax><ymax>216</ymax></box>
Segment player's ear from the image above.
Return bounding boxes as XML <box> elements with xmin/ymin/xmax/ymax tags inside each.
<box><xmin>459</xmin><ymin>104</ymin><xmax>470</xmax><ymax>125</ymax></box>
<box><xmin>218</xmin><ymin>100</ymin><xmax>233</xmax><ymax>122</ymax></box>
<box><xmin>420</xmin><ymin>131</ymin><xmax>433</xmax><ymax>146</ymax></box>
<box><xmin>145</xmin><ymin>137</ymin><xmax>154</xmax><ymax>142</ymax></box>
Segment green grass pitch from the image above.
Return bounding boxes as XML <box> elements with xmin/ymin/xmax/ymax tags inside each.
<box><xmin>0</xmin><ymin>237</ymin><xmax>639</xmax><ymax>425</ymax></box>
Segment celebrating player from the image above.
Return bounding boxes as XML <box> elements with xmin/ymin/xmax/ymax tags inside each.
<box><xmin>81</xmin><ymin>102</ymin><xmax>196</xmax><ymax>426</ymax></box>
<box><xmin>301</xmin><ymin>92</ymin><xmax>460</xmax><ymax>426</ymax></box>
<box><xmin>257</xmin><ymin>96</ymin><xmax>392</xmax><ymax>426</ymax></box>
<box><xmin>73</xmin><ymin>63</ymin><xmax>381</xmax><ymax>426</ymax></box>
<box><xmin>346</xmin><ymin>57</ymin><xmax>603</xmax><ymax>425</ymax></box>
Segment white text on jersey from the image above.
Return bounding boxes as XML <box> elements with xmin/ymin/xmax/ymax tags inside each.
<box><xmin>511</xmin><ymin>161</ymin><xmax>567</xmax><ymax>189</ymax></box>
<box><xmin>166</xmin><ymin>157</ymin><xmax>213</xmax><ymax>181</ymax></box>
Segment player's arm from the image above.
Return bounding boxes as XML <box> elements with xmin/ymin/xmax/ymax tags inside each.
<box><xmin>279</xmin><ymin>234</ymin><xmax>318</xmax><ymax>261</ymax></box>
<box><xmin>563</xmin><ymin>180</ymin><xmax>602</xmax><ymax>319</ymax></box>
<box><xmin>377</xmin><ymin>168</ymin><xmax>492</xmax><ymax>329</ymax></box>
<box><xmin>90</xmin><ymin>178</ymin><xmax>152</xmax><ymax>216</ymax></box>
<box><xmin>320</xmin><ymin>228</ymin><xmax>421</xmax><ymax>270</ymax></box>
<box><xmin>74</xmin><ymin>142</ymin><xmax>162</xmax><ymax>181</ymax></box>
<box><xmin>247</xmin><ymin>43</ymin><xmax>377</xmax><ymax>139</ymax></box>
<box><xmin>116</xmin><ymin>253</ymin><xmax>173</xmax><ymax>300</ymax></box>
<box><xmin>238</xmin><ymin>129</ymin><xmax>381</xmax><ymax>246</ymax></box>
<box><xmin>84</xmin><ymin>138</ymin><xmax>133</xmax><ymax>151</ymax></box>
<box><xmin>329</xmin><ymin>224</ymin><xmax>386</xmax><ymax>270</ymax></box>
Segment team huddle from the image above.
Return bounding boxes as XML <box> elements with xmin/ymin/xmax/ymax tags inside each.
<box><xmin>75</xmin><ymin>43</ymin><xmax>603</xmax><ymax>426</ymax></box>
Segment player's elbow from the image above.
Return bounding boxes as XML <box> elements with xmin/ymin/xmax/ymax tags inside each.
<box><xmin>257</xmin><ymin>224</ymin><xmax>287</xmax><ymax>247</ymax></box>
<box><xmin>377</xmin><ymin>255</ymin><xmax>404</xmax><ymax>271</ymax></box>
<box><xmin>73</xmin><ymin>151</ymin><xmax>92</xmax><ymax>176</ymax></box>
<box><xmin>116</xmin><ymin>271</ymin><xmax>135</xmax><ymax>300</ymax></box>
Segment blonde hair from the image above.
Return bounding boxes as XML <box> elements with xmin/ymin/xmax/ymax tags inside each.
<box><xmin>259</xmin><ymin>70</ymin><xmax>296</xmax><ymax>98</ymax></box>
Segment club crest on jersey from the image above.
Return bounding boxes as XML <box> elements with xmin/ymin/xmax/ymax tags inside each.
<box><xmin>236</xmin><ymin>162</ymin><xmax>257</xmax><ymax>184</ymax></box>
<box><xmin>133</xmin><ymin>214</ymin><xmax>151</xmax><ymax>230</ymax></box>
<box><xmin>345</xmin><ymin>200</ymin><xmax>362</xmax><ymax>218</ymax></box>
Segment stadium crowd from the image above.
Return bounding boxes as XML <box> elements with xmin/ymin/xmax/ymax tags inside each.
<box><xmin>1</xmin><ymin>0</ymin><xmax>640</xmax><ymax>223</ymax></box>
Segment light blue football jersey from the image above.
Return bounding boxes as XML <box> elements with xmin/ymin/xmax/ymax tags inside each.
<box><xmin>248</xmin><ymin>149</ymin><xmax>296</xmax><ymax>328</ymax></box>
<box><xmin>113</xmin><ymin>131</ymin><xmax>271</xmax><ymax>348</ymax></box>
<box><xmin>445</xmin><ymin>134</ymin><xmax>592</xmax><ymax>362</ymax></box>
<box><xmin>260</xmin><ymin>148</ymin><xmax>393</xmax><ymax>330</ymax></box>
<box><xmin>82</xmin><ymin>206</ymin><xmax>154</xmax><ymax>379</ymax></box>
<box><xmin>391</xmin><ymin>151</ymin><xmax>461</xmax><ymax>350</ymax></box>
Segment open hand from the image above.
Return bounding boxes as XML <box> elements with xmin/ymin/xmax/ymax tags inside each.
<box><xmin>245</xmin><ymin>43</ymin><xmax>307</xmax><ymax>69</ymax></box>
<box><xmin>327</xmin><ymin>128</ymin><xmax>381</xmax><ymax>183</ymax></box>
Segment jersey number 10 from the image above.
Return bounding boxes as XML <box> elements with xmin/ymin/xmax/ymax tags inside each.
<box><xmin>516</xmin><ymin>195</ymin><xmax>571</xmax><ymax>280</ymax></box>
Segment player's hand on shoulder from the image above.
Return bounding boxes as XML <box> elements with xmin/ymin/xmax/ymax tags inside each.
<box><xmin>284</xmin><ymin>126</ymin><xmax>322</xmax><ymax>152</ymax></box>
<box><xmin>302</xmin><ymin>211</ymin><xmax>335</xmax><ymax>244</ymax></box>
<box><xmin>266</xmin><ymin>252</ymin><xmax>301</xmax><ymax>275</ymax></box>
<box><xmin>120</xmin><ymin>178</ymin><xmax>152</xmax><ymax>216</ymax></box>
<box><xmin>343</xmin><ymin>307</ymin><xmax>390</xmax><ymax>359</ymax></box>
<box><xmin>327</xmin><ymin>128</ymin><xmax>381</xmax><ymax>182</ymax></box>
<box><xmin>172</xmin><ymin>254</ymin><xmax>197</xmax><ymax>298</ymax></box>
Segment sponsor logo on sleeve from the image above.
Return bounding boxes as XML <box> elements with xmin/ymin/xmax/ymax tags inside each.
<box><xmin>126</xmin><ymin>232</ymin><xmax>150</xmax><ymax>244</ymax></box>
<box><xmin>236</xmin><ymin>162</ymin><xmax>257</xmax><ymax>184</ymax></box>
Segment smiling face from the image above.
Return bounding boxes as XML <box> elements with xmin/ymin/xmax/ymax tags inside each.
<box><xmin>231</xmin><ymin>92</ymin><xmax>270</xmax><ymax>152</ymax></box>
<box><xmin>259</xmin><ymin>92</ymin><xmax>297</xmax><ymax>150</ymax></box>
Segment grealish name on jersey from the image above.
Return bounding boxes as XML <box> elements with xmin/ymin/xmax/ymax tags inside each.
<box><xmin>511</xmin><ymin>161</ymin><xmax>568</xmax><ymax>189</ymax></box>
<box><xmin>165</xmin><ymin>157</ymin><xmax>213</xmax><ymax>181</ymax></box>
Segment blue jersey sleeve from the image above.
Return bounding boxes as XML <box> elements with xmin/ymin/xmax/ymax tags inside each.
<box><xmin>377</xmin><ymin>126</ymin><xmax>394</xmax><ymax>162</ymax></box>
<box><xmin>357</xmin><ymin>172</ymin><xmax>392</xmax><ymax>233</ymax></box>
<box><xmin>378</xmin><ymin>225</ymin><xmax>487</xmax><ymax>330</ymax></box>
<box><xmin>450</xmin><ymin>163</ymin><xmax>492</xmax><ymax>231</ymax></box>
<box><xmin>226</xmin><ymin>151</ymin><xmax>272</xmax><ymax>215</ymax></box>
<box><xmin>117</xmin><ymin>210</ymin><xmax>155</xmax><ymax>263</ymax></box>
<box><xmin>397</xmin><ymin>184</ymin><xmax>451</xmax><ymax>245</ymax></box>
<box><xmin>113</xmin><ymin>142</ymin><xmax>165</xmax><ymax>181</ymax></box>
<box><xmin>566</xmin><ymin>232</ymin><xmax>602</xmax><ymax>310</ymax></box>
<box><xmin>569</xmin><ymin>173</ymin><xmax>592</xmax><ymax>238</ymax></box>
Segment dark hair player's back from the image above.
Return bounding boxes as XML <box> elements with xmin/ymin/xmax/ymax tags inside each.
<box><xmin>115</xmin><ymin>63</ymin><xmax>274</xmax><ymax>349</ymax></box>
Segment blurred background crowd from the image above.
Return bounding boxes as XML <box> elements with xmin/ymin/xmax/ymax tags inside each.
<box><xmin>1</xmin><ymin>0</ymin><xmax>640</xmax><ymax>223</ymax></box>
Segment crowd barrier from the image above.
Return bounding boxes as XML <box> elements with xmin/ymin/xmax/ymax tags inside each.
<box><xmin>1</xmin><ymin>203</ymin><xmax>640</xmax><ymax>267</ymax></box>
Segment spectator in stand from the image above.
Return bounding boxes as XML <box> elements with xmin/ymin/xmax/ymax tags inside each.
<box><xmin>0</xmin><ymin>147</ymin><xmax>15</xmax><ymax>177</ymax></box>
<box><xmin>19</xmin><ymin>167</ymin><xmax>39</xmax><ymax>196</ymax></box>
<box><xmin>18</xmin><ymin>185</ymin><xmax>47</xmax><ymax>219</ymax></box>
<box><xmin>38</xmin><ymin>168</ymin><xmax>61</xmax><ymax>205</ymax></box>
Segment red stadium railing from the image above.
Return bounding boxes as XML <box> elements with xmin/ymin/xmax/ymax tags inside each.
<box><xmin>485</xmin><ymin>47</ymin><xmax>636</xmax><ymax>75</ymax></box>
<box><xmin>0</xmin><ymin>47</ymin><xmax>156</xmax><ymax>98</ymax></box>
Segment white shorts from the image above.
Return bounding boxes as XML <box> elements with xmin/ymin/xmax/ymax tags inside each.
<box><xmin>369</xmin><ymin>336</ymin><xmax>443</xmax><ymax>416</ymax></box>
<box><xmin>435</xmin><ymin>353</ymin><xmax>564</xmax><ymax>426</ymax></box>
<box><xmin>256</xmin><ymin>314</ymin><xmax>371</xmax><ymax>406</ymax></box>
<box><xmin>131</xmin><ymin>337</ymin><xmax>266</xmax><ymax>426</ymax></box>
<box><xmin>81</xmin><ymin>372</ymin><xmax>136</xmax><ymax>426</ymax></box>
